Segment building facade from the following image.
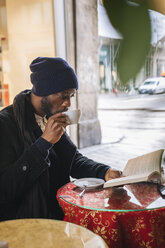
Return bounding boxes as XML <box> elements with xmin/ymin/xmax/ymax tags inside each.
<box><xmin>98</xmin><ymin>1</ymin><xmax>165</xmax><ymax>92</ymax></box>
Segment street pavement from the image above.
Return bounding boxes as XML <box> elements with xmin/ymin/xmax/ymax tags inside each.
<box><xmin>80</xmin><ymin>92</ymin><xmax>165</xmax><ymax>172</ymax></box>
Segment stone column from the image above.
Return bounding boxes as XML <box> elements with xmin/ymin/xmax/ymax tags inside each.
<box><xmin>64</xmin><ymin>0</ymin><xmax>78</xmax><ymax>146</ymax></box>
<box><xmin>74</xmin><ymin>0</ymin><xmax>101</xmax><ymax>148</ymax></box>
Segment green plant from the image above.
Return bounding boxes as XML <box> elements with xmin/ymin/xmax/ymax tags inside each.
<box><xmin>104</xmin><ymin>0</ymin><xmax>151</xmax><ymax>85</ymax></box>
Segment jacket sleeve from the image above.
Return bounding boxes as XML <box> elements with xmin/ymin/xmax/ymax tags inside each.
<box><xmin>70</xmin><ymin>150</ymin><xmax>110</xmax><ymax>180</ymax></box>
<box><xmin>0</xmin><ymin>117</ymin><xmax>49</xmax><ymax>205</ymax></box>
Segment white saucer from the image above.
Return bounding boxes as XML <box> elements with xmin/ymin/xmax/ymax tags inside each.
<box><xmin>74</xmin><ymin>178</ymin><xmax>105</xmax><ymax>190</ymax></box>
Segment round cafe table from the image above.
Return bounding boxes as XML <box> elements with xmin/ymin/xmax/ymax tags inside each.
<box><xmin>0</xmin><ymin>219</ymin><xmax>108</xmax><ymax>248</ymax></box>
<box><xmin>57</xmin><ymin>182</ymin><xmax>165</xmax><ymax>248</ymax></box>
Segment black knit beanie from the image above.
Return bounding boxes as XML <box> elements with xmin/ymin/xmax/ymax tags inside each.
<box><xmin>30</xmin><ymin>57</ymin><xmax>78</xmax><ymax>96</ymax></box>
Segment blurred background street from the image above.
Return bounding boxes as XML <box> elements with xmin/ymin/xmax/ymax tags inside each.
<box><xmin>80</xmin><ymin>93</ymin><xmax>165</xmax><ymax>171</ymax></box>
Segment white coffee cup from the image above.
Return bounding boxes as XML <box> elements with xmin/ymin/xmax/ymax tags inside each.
<box><xmin>65</xmin><ymin>109</ymin><xmax>81</xmax><ymax>125</ymax></box>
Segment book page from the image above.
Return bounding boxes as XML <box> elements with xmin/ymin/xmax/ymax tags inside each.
<box><xmin>104</xmin><ymin>171</ymin><xmax>161</xmax><ymax>188</ymax></box>
<box><xmin>104</xmin><ymin>174</ymin><xmax>149</xmax><ymax>188</ymax></box>
<box><xmin>123</xmin><ymin>150</ymin><xmax>164</xmax><ymax>177</ymax></box>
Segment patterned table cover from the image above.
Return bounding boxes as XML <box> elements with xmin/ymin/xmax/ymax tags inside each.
<box><xmin>57</xmin><ymin>182</ymin><xmax>165</xmax><ymax>248</ymax></box>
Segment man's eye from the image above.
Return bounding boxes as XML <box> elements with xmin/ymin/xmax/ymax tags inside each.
<box><xmin>61</xmin><ymin>94</ymin><xmax>75</xmax><ymax>99</ymax></box>
<box><xmin>62</xmin><ymin>96</ymin><xmax>68</xmax><ymax>100</ymax></box>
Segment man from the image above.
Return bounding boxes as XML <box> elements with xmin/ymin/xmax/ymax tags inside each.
<box><xmin>0</xmin><ymin>57</ymin><xmax>121</xmax><ymax>221</ymax></box>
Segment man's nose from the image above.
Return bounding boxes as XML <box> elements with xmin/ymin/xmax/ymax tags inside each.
<box><xmin>63</xmin><ymin>97</ymin><xmax>71</xmax><ymax>108</ymax></box>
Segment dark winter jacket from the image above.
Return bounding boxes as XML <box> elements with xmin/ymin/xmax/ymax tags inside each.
<box><xmin>0</xmin><ymin>90</ymin><xmax>109</xmax><ymax>221</ymax></box>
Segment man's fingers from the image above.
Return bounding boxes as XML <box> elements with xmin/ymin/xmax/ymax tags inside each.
<box><xmin>49</xmin><ymin>116</ymin><xmax>69</xmax><ymax>124</ymax></box>
<box><xmin>42</xmin><ymin>114</ymin><xmax>66</xmax><ymax>144</ymax></box>
<box><xmin>53</xmin><ymin>119</ymin><xmax>70</xmax><ymax>125</ymax></box>
<box><xmin>52</xmin><ymin>122</ymin><xmax>68</xmax><ymax>130</ymax></box>
<box><xmin>49</xmin><ymin>112</ymin><xmax>66</xmax><ymax>120</ymax></box>
<box><xmin>105</xmin><ymin>168</ymin><xmax>123</xmax><ymax>181</ymax></box>
<box><xmin>47</xmin><ymin>117</ymin><xmax>70</xmax><ymax>128</ymax></box>
<box><xmin>56</xmin><ymin>126</ymin><xmax>65</xmax><ymax>136</ymax></box>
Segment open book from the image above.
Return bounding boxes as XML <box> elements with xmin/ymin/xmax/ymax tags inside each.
<box><xmin>104</xmin><ymin>149</ymin><xmax>165</xmax><ymax>188</ymax></box>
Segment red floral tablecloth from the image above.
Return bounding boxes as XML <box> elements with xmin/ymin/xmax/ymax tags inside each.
<box><xmin>57</xmin><ymin>182</ymin><xmax>165</xmax><ymax>248</ymax></box>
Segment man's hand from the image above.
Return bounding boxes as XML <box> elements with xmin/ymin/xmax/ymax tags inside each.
<box><xmin>41</xmin><ymin>113</ymin><xmax>70</xmax><ymax>144</ymax></box>
<box><xmin>105</xmin><ymin>168</ymin><xmax>122</xmax><ymax>181</ymax></box>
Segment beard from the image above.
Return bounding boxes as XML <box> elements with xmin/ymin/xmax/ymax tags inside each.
<box><xmin>41</xmin><ymin>96</ymin><xmax>68</xmax><ymax>119</ymax></box>
<box><xmin>41</xmin><ymin>96</ymin><xmax>55</xmax><ymax>119</ymax></box>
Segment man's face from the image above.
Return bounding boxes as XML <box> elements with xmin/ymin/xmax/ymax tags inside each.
<box><xmin>41</xmin><ymin>88</ymin><xmax>76</xmax><ymax>118</ymax></box>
